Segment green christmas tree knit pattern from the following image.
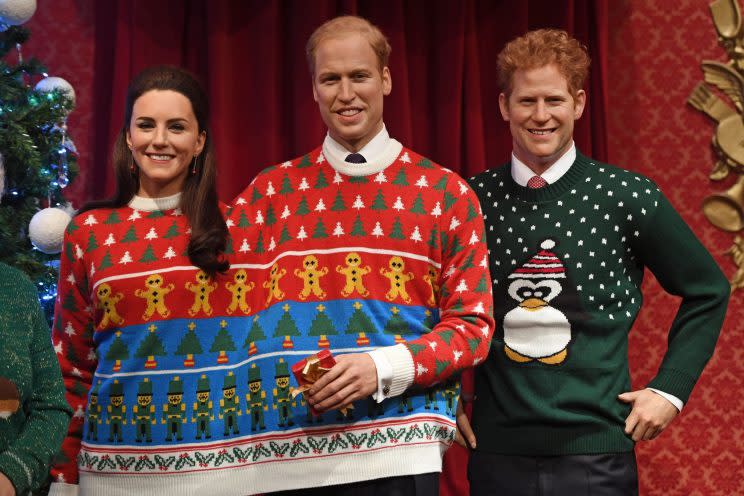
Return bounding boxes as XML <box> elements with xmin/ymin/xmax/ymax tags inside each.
<box><xmin>468</xmin><ymin>152</ymin><xmax>729</xmax><ymax>456</ymax></box>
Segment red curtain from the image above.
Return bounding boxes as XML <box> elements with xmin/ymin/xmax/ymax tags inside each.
<box><xmin>83</xmin><ymin>0</ymin><xmax>608</xmax><ymax>205</ymax></box>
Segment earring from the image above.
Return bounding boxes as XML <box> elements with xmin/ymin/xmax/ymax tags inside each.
<box><xmin>128</xmin><ymin>150</ymin><xmax>135</xmax><ymax>173</ymax></box>
<box><xmin>191</xmin><ymin>154</ymin><xmax>198</xmax><ymax>175</ymax></box>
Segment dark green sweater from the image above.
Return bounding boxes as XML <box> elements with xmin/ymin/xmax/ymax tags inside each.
<box><xmin>467</xmin><ymin>153</ymin><xmax>730</xmax><ymax>455</ymax></box>
<box><xmin>0</xmin><ymin>263</ymin><xmax>71</xmax><ymax>494</ymax></box>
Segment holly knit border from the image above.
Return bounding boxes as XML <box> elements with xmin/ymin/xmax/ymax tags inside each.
<box><xmin>78</xmin><ymin>418</ymin><xmax>454</xmax><ymax>475</ymax></box>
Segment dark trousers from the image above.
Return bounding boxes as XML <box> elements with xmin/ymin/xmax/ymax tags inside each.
<box><xmin>468</xmin><ymin>451</ymin><xmax>638</xmax><ymax>496</ymax></box>
<box><xmin>271</xmin><ymin>472</ymin><xmax>439</xmax><ymax>496</ymax></box>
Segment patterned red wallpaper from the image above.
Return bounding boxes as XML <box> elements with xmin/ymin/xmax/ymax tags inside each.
<box><xmin>607</xmin><ymin>1</ymin><xmax>744</xmax><ymax>494</ymax></box>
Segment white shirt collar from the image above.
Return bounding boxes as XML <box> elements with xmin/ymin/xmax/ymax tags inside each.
<box><xmin>511</xmin><ymin>142</ymin><xmax>576</xmax><ymax>186</ymax></box>
<box><xmin>128</xmin><ymin>192</ymin><xmax>181</xmax><ymax>211</ymax></box>
<box><xmin>324</xmin><ymin>125</ymin><xmax>390</xmax><ymax>162</ymax></box>
<box><xmin>322</xmin><ymin>125</ymin><xmax>403</xmax><ymax>176</ymax></box>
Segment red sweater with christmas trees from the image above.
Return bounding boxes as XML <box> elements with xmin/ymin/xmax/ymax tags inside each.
<box><xmin>49</xmin><ymin>195</ymin><xmax>271</xmax><ymax>496</ymax></box>
<box><xmin>224</xmin><ymin>137</ymin><xmax>494</xmax><ymax>492</ymax></box>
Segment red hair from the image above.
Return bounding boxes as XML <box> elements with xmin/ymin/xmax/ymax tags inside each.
<box><xmin>497</xmin><ymin>29</ymin><xmax>590</xmax><ymax>97</ymax></box>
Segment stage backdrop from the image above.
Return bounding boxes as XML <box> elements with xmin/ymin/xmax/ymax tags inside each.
<box><xmin>24</xmin><ymin>0</ymin><xmax>742</xmax><ymax>494</ymax></box>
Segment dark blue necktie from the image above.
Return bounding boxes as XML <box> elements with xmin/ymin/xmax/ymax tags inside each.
<box><xmin>345</xmin><ymin>153</ymin><xmax>367</xmax><ymax>164</ymax></box>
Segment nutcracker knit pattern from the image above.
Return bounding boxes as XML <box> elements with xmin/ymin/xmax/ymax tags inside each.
<box><xmin>467</xmin><ymin>152</ymin><xmax>729</xmax><ymax>456</ymax></box>
<box><xmin>223</xmin><ymin>140</ymin><xmax>494</xmax><ymax>493</ymax></box>
<box><xmin>0</xmin><ymin>262</ymin><xmax>71</xmax><ymax>496</ymax></box>
<box><xmin>49</xmin><ymin>196</ymin><xmax>269</xmax><ymax>496</ymax></box>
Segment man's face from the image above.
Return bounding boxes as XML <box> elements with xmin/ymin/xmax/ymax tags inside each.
<box><xmin>167</xmin><ymin>393</ymin><xmax>182</xmax><ymax>405</ymax></box>
<box><xmin>137</xmin><ymin>394</ymin><xmax>152</xmax><ymax>407</ymax></box>
<box><xmin>312</xmin><ymin>34</ymin><xmax>391</xmax><ymax>152</ymax></box>
<box><xmin>499</xmin><ymin>64</ymin><xmax>585</xmax><ymax>175</ymax></box>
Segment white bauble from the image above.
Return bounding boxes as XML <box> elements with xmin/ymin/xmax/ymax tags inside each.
<box><xmin>35</xmin><ymin>76</ymin><xmax>76</xmax><ymax>107</ymax></box>
<box><xmin>0</xmin><ymin>0</ymin><xmax>36</xmax><ymax>26</ymax></box>
<box><xmin>29</xmin><ymin>207</ymin><xmax>71</xmax><ymax>254</ymax></box>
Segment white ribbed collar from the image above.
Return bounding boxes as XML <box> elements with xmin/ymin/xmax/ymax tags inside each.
<box><xmin>322</xmin><ymin>125</ymin><xmax>403</xmax><ymax>176</ymax></box>
<box><xmin>511</xmin><ymin>142</ymin><xmax>576</xmax><ymax>186</ymax></box>
<box><xmin>128</xmin><ymin>192</ymin><xmax>181</xmax><ymax>211</ymax></box>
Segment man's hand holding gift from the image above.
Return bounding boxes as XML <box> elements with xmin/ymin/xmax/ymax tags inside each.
<box><xmin>300</xmin><ymin>352</ymin><xmax>378</xmax><ymax>414</ymax></box>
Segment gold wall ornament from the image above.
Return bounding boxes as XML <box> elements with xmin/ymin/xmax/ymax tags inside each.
<box><xmin>687</xmin><ymin>0</ymin><xmax>744</xmax><ymax>291</ymax></box>
<box><xmin>726</xmin><ymin>235</ymin><xmax>744</xmax><ymax>290</ymax></box>
<box><xmin>711</xmin><ymin>0</ymin><xmax>744</xmax><ymax>71</ymax></box>
<box><xmin>702</xmin><ymin>175</ymin><xmax>744</xmax><ymax>231</ymax></box>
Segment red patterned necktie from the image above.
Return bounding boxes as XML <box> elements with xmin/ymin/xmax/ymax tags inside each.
<box><xmin>527</xmin><ymin>175</ymin><xmax>548</xmax><ymax>189</ymax></box>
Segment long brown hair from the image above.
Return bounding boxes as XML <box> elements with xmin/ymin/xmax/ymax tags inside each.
<box><xmin>80</xmin><ymin>66</ymin><xmax>228</xmax><ymax>276</ymax></box>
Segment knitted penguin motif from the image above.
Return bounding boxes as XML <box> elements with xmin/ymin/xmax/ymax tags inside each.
<box><xmin>502</xmin><ymin>239</ymin><xmax>572</xmax><ymax>365</ymax></box>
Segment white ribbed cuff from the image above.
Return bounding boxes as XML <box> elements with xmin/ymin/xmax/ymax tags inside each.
<box><xmin>368</xmin><ymin>349</ymin><xmax>393</xmax><ymax>402</ymax></box>
<box><xmin>646</xmin><ymin>387</ymin><xmax>684</xmax><ymax>412</ymax></box>
<box><xmin>378</xmin><ymin>344</ymin><xmax>415</xmax><ymax>399</ymax></box>
<box><xmin>48</xmin><ymin>482</ymin><xmax>79</xmax><ymax>496</ymax></box>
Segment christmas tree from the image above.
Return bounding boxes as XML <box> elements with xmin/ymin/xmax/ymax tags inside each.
<box><xmin>307</xmin><ymin>304</ymin><xmax>337</xmax><ymax>348</ymax></box>
<box><xmin>175</xmin><ymin>322</ymin><xmax>203</xmax><ymax>367</ymax></box>
<box><xmin>105</xmin><ymin>331</ymin><xmax>129</xmax><ymax>372</ymax></box>
<box><xmin>383</xmin><ymin>306</ymin><xmax>415</xmax><ymax>344</ymax></box>
<box><xmin>0</xmin><ymin>24</ymin><xmax>78</xmax><ymax>319</ymax></box>
<box><xmin>273</xmin><ymin>303</ymin><xmax>302</xmax><ymax>349</ymax></box>
<box><xmin>244</xmin><ymin>315</ymin><xmax>266</xmax><ymax>356</ymax></box>
<box><xmin>135</xmin><ymin>324</ymin><xmax>167</xmax><ymax>369</ymax></box>
<box><xmin>345</xmin><ymin>301</ymin><xmax>377</xmax><ymax>346</ymax></box>
<box><xmin>210</xmin><ymin>320</ymin><xmax>237</xmax><ymax>363</ymax></box>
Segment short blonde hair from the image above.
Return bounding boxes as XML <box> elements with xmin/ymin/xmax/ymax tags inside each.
<box><xmin>497</xmin><ymin>29</ymin><xmax>590</xmax><ymax>97</ymax></box>
<box><xmin>306</xmin><ymin>15</ymin><xmax>391</xmax><ymax>75</ymax></box>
